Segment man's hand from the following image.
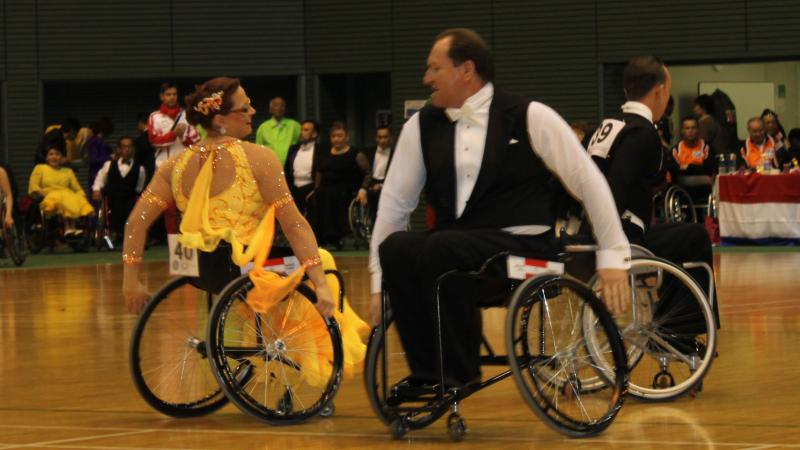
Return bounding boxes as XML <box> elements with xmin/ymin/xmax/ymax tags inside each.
<box><xmin>370</xmin><ymin>183</ymin><xmax>383</xmax><ymax>192</ymax></box>
<box><xmin>357</xmin><ymin>188</ymin><xmax>368</xmax><ymax>206</ymax></box>
<box><xmin>174</xmin><ymin>123</ymin><xmax>187</xmax><ymax>137</ymax></box>
<box><xmin>594</xmin><ymin>268</ymin><xmax>631</xmax><ymax>316</ymax></box>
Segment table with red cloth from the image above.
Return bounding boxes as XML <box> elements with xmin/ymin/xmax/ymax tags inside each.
<box><xmin>717</xmin><ymin>172</ymin><xmax>800</xmax><ymax>241</ymax></box>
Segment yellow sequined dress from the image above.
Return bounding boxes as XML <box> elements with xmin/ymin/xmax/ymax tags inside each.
<box><xmin>28</xmin><ymin>164</ymin><xmax>94</xmax><ymax>218</ymax></box>
<box><xmin>173</xmin><ymin>140</ymin><xmax>368</xmax><ymax>386</ymax></box>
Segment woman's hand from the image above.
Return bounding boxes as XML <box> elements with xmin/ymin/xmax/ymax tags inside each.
<box><xmin>123</xmin><ymin>279</ymin><xmax>151</xmax><ymax>315</ymax></box>
<box><xmin>314</xmin><ymin>283</ymin><xmax>336</xmax><ymax>318</ymax></box>
<box><xmin>3</xmin><ymin>215</ymin><xmax>13</xmax><ymax>229</ymax></box>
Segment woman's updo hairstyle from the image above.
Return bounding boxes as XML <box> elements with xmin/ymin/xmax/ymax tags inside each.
<box><xmin>185</xmin><ymin>77</ymin><xmax>241</xmax><ymax>129</ymax></box>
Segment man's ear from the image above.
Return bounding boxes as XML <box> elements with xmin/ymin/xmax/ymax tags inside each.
<box><xmin>461</xmin><ymin>60</ymin><xmax>477</xmax><ymax>81</ymax></box>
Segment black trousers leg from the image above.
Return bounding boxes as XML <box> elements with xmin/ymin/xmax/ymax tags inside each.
<box><xmin>380</xmin><ymin>229</ymin><xmax>555</xmax><ymax>384</ymax></box>
<box><xmin>644</xmin><ymin>222</ymin><xmax>720</xmax><ymax>329</ymax></box>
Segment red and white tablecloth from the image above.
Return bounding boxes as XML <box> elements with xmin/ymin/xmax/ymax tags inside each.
<box><xmin>717</xmin><ymin>173</ymin><xmax>800</xmax><ymax>239</ymax></box>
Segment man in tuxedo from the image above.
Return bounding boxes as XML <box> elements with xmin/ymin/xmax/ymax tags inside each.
<box><xmin>284</xmin><ymin>120</ymin><xmax>320</xmax><ymax>215</ymax></box>
<box><xmin>357</xmin><ymin>126</ymin><xmax>393</xmax><ymax>222</ymax></box>
<box><xmin>369</xmin><ymin>28</ymin><xmax>631</xmax><ymax>394</ymax></box>
<box><xmin>92</xmin><ymin>136</ymin><xmax>146</xmax><ymax>244</ymax></box>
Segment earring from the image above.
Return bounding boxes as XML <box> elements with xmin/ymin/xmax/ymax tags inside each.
<box><xmin>219</xmin><ymin>127</ymin><xmax>227</xmax><ymax>135</ymax></box>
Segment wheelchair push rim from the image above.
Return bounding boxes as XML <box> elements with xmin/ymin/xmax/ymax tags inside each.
<box><xmin>505</xmin><ymin>275</ymin><xmax>628</xmax><ymax>438</ymax></box>
<box><xmin>585</xmin><ymin>256</ymin><xmax>717</xmax><ymax>401</ymax></box>
<box><xmin>129</xmin><ymin>276</ymin><xmax>229</xmax><ymax>417</ymax></box>
<box><xmin>206</xmin><ymin>274</ymin><xmax>344</xmax><ymax>425</ymax></box>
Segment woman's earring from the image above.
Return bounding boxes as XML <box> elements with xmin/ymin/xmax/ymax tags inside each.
<box><xmin>219</xmin><ymin>127</ymin><xmax>227</xmax><ymax>135</ymax></box>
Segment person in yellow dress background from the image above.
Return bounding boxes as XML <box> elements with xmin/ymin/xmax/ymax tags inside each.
<box><xmin>28</xmin><ymin>145</ymin><xmax>94</xmax><ymax>235</ymax></box>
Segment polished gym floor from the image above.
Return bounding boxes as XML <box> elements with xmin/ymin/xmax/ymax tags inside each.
<box><xmin>0</xmin><ymin>249</ymin><xmax>798</xmax><ymax>449</ymax></box>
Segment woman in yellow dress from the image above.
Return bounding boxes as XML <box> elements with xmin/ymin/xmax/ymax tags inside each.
<box><xmin>28</xmin><ymin>145</ymin><xmax>94</xmax><ymax>235</ymax></box>
<box><xmin>122</xmin><ymin>77</ymin><xmax>368</xmax><ymax>394</ymax></box>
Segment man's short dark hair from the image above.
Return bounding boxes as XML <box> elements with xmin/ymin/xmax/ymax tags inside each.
<box><xmin>693</xmin><ymin>94</ymin><xmax>714</xmax><ymax>115</ymax></box>
<box><xmin>302</xmin><ymin>119</ymin><xmax>319</xmax><ymax>134</ymax></box>
<box><xmin>117</xmin><ymin>136</ymin><xmax>135</xmax><ymax>147</ymax></box>
<box><xmin>436</xmin><ymin>28</ymin><xmax>495</xmax><ymax>83</ymax></box>
<box><xmin>377</xmin><ymin>125</ymin><xmax>392</xmax><ymax>134</ymax></box>
<box><xmin>788</xmin><ymin>128</ymin><xmax>800</xmax><ymax>143</ymax></box>
<box><xmin>623</xmin><ymin>56</ymin><xmax>667</xmax><ymax>101</ymax></box>
<box><xmin>160</xmin><ymin>82</ymin><xmax>177</xmax><ymax>94</ymax></box>
<box><xmin>680</xmin><ymin>116</ymin><xmax>698</xmax><ymax>127</ymax></box>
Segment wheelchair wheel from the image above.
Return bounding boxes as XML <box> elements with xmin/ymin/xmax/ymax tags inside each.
<box><xmin>2</xmin><ymin>223</ymin><xmax>27</xmax><ymax>266</ymax></box>
<box><xmin>505</xmin><ymin>275</ymin><xmax>627</xmax><ymax>438</ymax></box>
<box><xmin>94</xmin><ymin>198</ymin><xmax>113</xmax><ymax>251</ymax></box>
<box><xmin>129</xmin><ymin>276</ymin><xmax>229</xmax><ymax>417</ymax></box>
<box><xmin>664</xmin><ymin>186</ymin><xmax>697</xmax><ymax>224</ymax></box>
<box><xmin>585</xmin><ymin>256</ymin><xmax>716</xmax><ymax>401</ymax></box>
<box><xmin>348</xmin><ymin>197</ymin><xmax>373</xmax><ymax>244</ymax></box>
<box><xmin>206</xmin><ymin>274</ymin><xmax>343</xmax><ymax>424</ymax></box>
<box><xmin>25</xmin><ymin>206</ymin><xmax>46</xmax><ymax>254</ymax></box>
<box><xmin>364</xmin><ymin>313</ymin><xmax>443</xmax><ymax>430</ymax></box>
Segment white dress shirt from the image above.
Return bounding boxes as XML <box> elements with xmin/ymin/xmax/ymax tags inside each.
<box><xmin>372</xmin><ymin>146</ymin><xmax>391</xmax><ymax>180</ymax></box>
<box><xmin>369</xmin><ymin>83</ymin><xmax>631</xmax><ymax>293</ymax></box>
<box><xmin>293</xmin><ymin>142</ymin><xmax>315</xmax><ymax>188</ymax></box>
<box><xmin>92</xmin><ymin>159</ymin><xmax>146</xmax><ymax>193</ymax></box>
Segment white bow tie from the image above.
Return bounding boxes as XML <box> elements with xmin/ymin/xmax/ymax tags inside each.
<box><xmin>445</xmin><ymin>104</ymin><xmax>476</xmax><ymax>123</ymax></box>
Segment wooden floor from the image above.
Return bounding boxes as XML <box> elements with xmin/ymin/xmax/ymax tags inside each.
<box><xmin>0</xmin><ymin>251</ymin><xmax>798</xmax><ymax>449</ymax></box>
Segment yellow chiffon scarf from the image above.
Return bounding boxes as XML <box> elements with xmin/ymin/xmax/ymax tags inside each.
<box><xmin>177</xmin><ymin>144</ymin><xmax>305</xmax><ymax>310</ymax></box>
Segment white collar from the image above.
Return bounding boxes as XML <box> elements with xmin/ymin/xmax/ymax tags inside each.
<box><xmin>376</xmin><ymin>146</ymin><xmax>390</xmax><ymax>154</ymax></box>
<box><xmin>445</xmin><ymin>82</ymin><xmax>494</xmax><ymax>122</ymax></box>
<box><xmin>621</xmin><ymin>101</ymin><xmax>654</xmax><ymax>124</ymax></box>
<box><xmin>299</xmin><ymin>141</ymin><xmax>315</xmax><ymax>150</ymax></box>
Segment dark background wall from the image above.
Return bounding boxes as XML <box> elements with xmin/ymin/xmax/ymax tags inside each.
<box><xmin>3</xmin><ymin>0</ymin><xmax>800</xmax><ymax>191</ymax></box>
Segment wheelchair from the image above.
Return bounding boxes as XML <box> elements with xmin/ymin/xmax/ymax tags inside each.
<box><xmin>578</xmin><ymin>244</ymin><xmax>717</xmax><ymax>401</ymax></box>
<box><xmin>348</xmin><ymin>197</ymin><xmax>373</xmax><ymax>248</ymax></box>
<box><xmin>0</xmin><ymin>197</ymin><xmax>26</xmax><ymax>266</ymax></box>
<box><xmin>93</xmin><ymin>195</ymin><xmax>114</xmax><ymax>251</ymax></box>
<box><xmin>659</xmin><ymin>175</ymin><xmax>715</xmax><ymax>224</ymax></box>
<box><xmin>364</xmin><ymin>249</ymin><xmax>629</xmax><ymax>441</ymax></box>
<box><xmin>23</xmin><ymin>196</ymin><xmax>93</xmax><ymax>253</ymax></box>
<box><xmin>129</xmin><ymin>248</ymin><xmax>343</xmax><ymax>424</ymax></box>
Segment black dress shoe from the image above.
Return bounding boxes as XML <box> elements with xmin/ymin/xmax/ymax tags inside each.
<box><xmin>386</xmin><ymin>378</ymin><xmax>439</xmax><ymax>406</ymax></box>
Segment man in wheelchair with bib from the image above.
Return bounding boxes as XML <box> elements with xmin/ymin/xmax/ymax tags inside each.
<box><xmin>368</xmin><ymin>28</ymin><xmax>632</xmax><ymax>411</ymax></box>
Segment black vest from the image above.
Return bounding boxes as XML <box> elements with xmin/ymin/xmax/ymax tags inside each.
<box><xmin>107</xmin><ymin>160</ymin><xmax>139</xmax><ymax>198</ymax></box>
<box><xmin>418</xmin><ymin>89</ymin><xmax>555</xmax><ymax>230</ymax></box>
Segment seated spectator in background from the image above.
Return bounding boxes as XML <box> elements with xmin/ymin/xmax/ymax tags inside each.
<box><xmin>358</xmin><ymin>126</ymin><xmax>393</xmax><ymax>222</ymax></box>
<box><xmin>255</xmin><ymin>96</ymin><xmax>301</xmax><ymax>165</ymax></box>
<box><xmin>86</xmin><ymin>117</ymin><xmax>114</xmax><ymax>192</ymax></box>
<box><xmin>570</xmin><ymin>121</ymin><xmax>592</xmax><ymax>148</ymax></box>
<box><xmin>92</xmin><ymin>136</ymin><xmax>145</xmax><ymax>244</ymax></box>
<box><xmin>693</xmin><ymin>94</ymin><xmax>729</xmax><ymax>157</ymax></box>
<box><xmin>671</xmin><ymin>116</ymin><xmax>714</xmax><ymax>177</ymax></box>
<box><xmin>133</xmin><ymin>112</ymin><xmax>156</xmax><ymax>185</ymax></box>
<box><xmin>42</xmin><ymin>117</ymin><xmax>90</xmax><ymax>165</ymax></box>
<box><xmin>311</xmin><ymin>121</ymin><xmax>370</xmax><ymax>248</ymax></box>
<box><xmin>740</xmin><ymin>117</ymin><xmax>779</xmax><ymax>170</ymax></box>
<box><xmin>29</xmin><ymin>146</ymin><xmax>94</xmax><ymax>235</ymax></box>
<box><xmin>776</xmin><ymin>128</ymin><xmax>800</xmax><ymax>169</ymax></box>
<box><xmin>761</xmin><ymin>109</ymin><xmax>787</xmax><ymax>151</ymax></box>
<box><xmin>284</xmin><ymin>120</ymin><xmax>320</xmax><ymax>215</ymax></box>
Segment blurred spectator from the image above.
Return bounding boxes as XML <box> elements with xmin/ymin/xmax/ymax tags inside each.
<box><xmin>284</xmin><ymin>119</ymin><xmax>320</xmax><ymax>215</ymax></box>
<box><xmin>761</xmin><ymin>109</ymin><xmax>787</xmax><ymax>151</ymax></box>
<box><xmin>28</xmin><ymin>145</ymin><xmax>94</xmax><ymax>235</ymax></box>
<box><xmin>133</xmin><ymin>112</ymin><xmax>156</xmax><ymax>185</ymax></box>
<box><xmin>740</xmin><ymin>117</ymin><xmax>778</xmax><ymax>169</ymax></box>
<box><xmin>255</xmin><ymin>96</ymin><xmax>301</xmax><ymax>165</ymax></box>
<box><xmin>570</xmin><ymin>121</ymin><xmax>592</xmax><ymax>148</ymax></box>
<box><xmin>671</xmin><ymin>116</ymin><xmax>713</xmax><ymax>175</ymax></box>
<box><xmin>40</xmin><ymin>118</ymin><xmax>91</xmax><ymax>164</ymax></box>
<box><xmin>358</xmin><ymin>126</ymin><xmax>393</xmax><ymax>222</ymax></box>
<box><xmin>776</xmin><ymin>128</ymin><xmax>800</xmax><ymax>169</ymax></box>
<box><xmin>693</xmin><ymin>94</ymin><xmax>730</xmax><ymax>157</ymax></box>
<box><xmin>86</xmin><ymin>117</ymin><xmax>114</xmax><ymax>192</ymax></box>
<box><xmin>148</xmin><ymin>82</ymin><xmax>199</xmax><ymax>168</ymax></box>
<box><xmin>310</xmin><ymin>121</ymin><xmax>370</xmax><ymax>248</ymax></box>
<box><xmin>0</xmin><ymin>163</ymin><xmax>18</xmax><ymax>228</ymax></box>
<box><xmin>148</xmin><ymin>82</ymin><xmax>199</xmax><ymax>234</ymax></box>
<box><xmin>92</xmin><ymin>136</ymin><xmax>145</xmax><ymax>243</ymax></box>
